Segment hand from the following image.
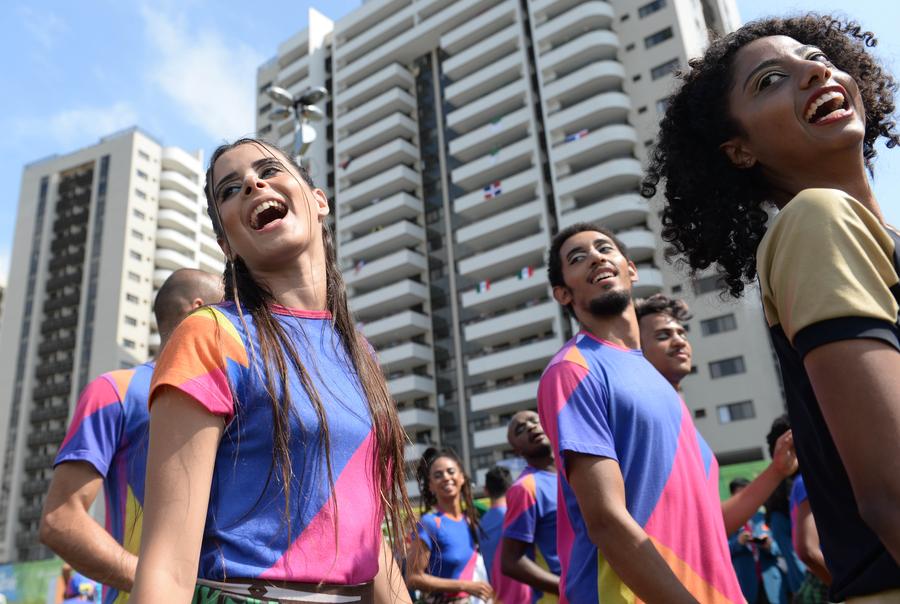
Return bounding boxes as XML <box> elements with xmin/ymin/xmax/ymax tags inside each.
<box><xmin>464</xmin><ymin>581</ymin><xmax>494</xmax><ymax>600</ymax></box>
<box><xmin>758</xmin><ymin>535</ymin><xmax>772</xmax><ymax>551</ymax></box>
<box><xmin>738</xmin><ymin>531</ymin><xmax>751</xmax><ymax>545</ymax></box>
<box><xmin>772</xmin><ymin>430</ymin><xmax>798</xmax><ymax>478</ymax></box>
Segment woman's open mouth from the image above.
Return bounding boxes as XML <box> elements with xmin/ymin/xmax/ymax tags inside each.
<box><xmin>250</xmin><ymin>200</ymin><xmax>288</xmax><ymax>230</ymax></box>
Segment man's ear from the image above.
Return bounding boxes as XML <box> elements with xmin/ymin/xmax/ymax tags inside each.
<box><xmin>720</xmin><ymin>137</ymin><xmax>757</xmax><ymax>169</ymax></box>
<box><xmin>552</xmin><ymin>285</ymin><xmax>572</xmax><ymax>307</ymax></box>
<box><xmin>627</xmin><ymin>260</ymin><xmax>638</xmax><ymax>283</ymax></box>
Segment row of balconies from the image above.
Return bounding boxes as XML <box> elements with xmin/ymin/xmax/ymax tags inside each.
<box><xmin>39</xmin><ymin>314</ymin><xmax>79</xmax><ymax>335</ymax></box>
<box><xmin>26</xmin><ymin>428</ymin><xmax>67</xmax><ymax>448</ymax></box>
<box><xmin>42</xmin><ymin>293</ymin><xmax>81</xmax><ymax>314</ymax></box>
<box><xmin>20</xmin><ymin>478</ymin><xmax>52</xmax><ymax>496</ymax></box>
<box><xmin>48</xmin><ymin>249</ymin><xmax>85</xmax><ymax>271</ymax></box>
<box><xmin>533</xmin><ymin>1</ymin><xmax>614</xmax><ymax>48</ymax></box>
<box><xmin>34</xmin><ymin>359</ymin><xmax>73</xmax><ymax>379</ymax></box>
<box><xmin>30</xmin><ymin>404</ymin><xmax>69</xmax><ymax>423</ymax></box>
<box><xmin>24</xmin><ymin>453</ymin><xmax>57</xmax><ymax>472</ymax></box>
<box><xmin>37</xmin><ymin>337</ymin><xmax>76</xmax><ymax>356</ymax></box>
<box><xmin>32</xmin><ymin>381</ymin><xmax>71</xmax><ymax>400</ymax></box>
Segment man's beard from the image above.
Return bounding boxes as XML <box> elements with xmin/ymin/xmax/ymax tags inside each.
<box><xmin>588</xmin><ymin>290</ymin><xmax>631</xmax><ymax>317</ymax></box>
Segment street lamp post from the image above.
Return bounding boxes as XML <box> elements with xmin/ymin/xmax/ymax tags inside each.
<box><xmin>266</xmin><ymin>85</ymin><xmax>329</xmax><ymax>165</ymax></box>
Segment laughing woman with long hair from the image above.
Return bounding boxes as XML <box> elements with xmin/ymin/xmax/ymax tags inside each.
<box><xmin>643</xmin><ymin>14</ymin><xmax>900</xmax><ymax>602</ymax></box>
<box><xmin>130</xmin><ymin>138</ymin><xmax>414</xmax><ymax>603</ymax></box>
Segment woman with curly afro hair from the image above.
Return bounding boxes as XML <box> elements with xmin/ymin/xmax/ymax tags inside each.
<box><xmin>643</xmin><ymin>14</ymin><xmax>900</xmax><ymax>603</ymax></box>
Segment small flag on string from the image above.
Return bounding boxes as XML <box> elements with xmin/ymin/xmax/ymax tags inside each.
<box><xmin>564</xmin><ymin>129</ymin><xmax>589</xmax><ymax>143</ymax></box>
<box><xmin>488</xmin><ymin>146</ymin><xmax>500</xmax><ymax>164</ymax></box>
<box><xmin>482</xmin><ymin>181</ymin><xmax>502</xmax><ymax>200</ymax></box>
<box><xmin>339</xmin><ymin>158</ymin><xmax>352</xmax><ymax>169</ymax></box>
<box><xmin>354</xmin><ymin>259</ymin><xmax>366</xmax><ymax>274</ymax></box>
<box><xmin>518</xmin><ymin>266</ymin><xmax>534</xmax><ymax>280</ymax></box>
<box><xmin>476</xmin><ymin>280</ymin><xmax>490</xmax><ymax>293</ymax></box>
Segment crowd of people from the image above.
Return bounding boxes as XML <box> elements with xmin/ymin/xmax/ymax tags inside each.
<box><xmin>34</xmin><ymin>12</ymin><xmax>900</xmax><ymax>604</ymax></box>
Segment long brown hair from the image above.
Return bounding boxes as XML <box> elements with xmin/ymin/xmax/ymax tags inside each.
<box><xmin>203</xmin><ymin>138</ymin><xmax>413</xmax><ymax>565</ymax></box>
<box><xmin>416</xmin><ymin>447</ymin><xmax>482</xmax><ymax>547</ymax></box>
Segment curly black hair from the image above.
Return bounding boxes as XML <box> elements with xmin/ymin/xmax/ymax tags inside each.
<box><xmin>642</xmin><ymin>14</ymin><xmax>899</xmax><ymax>297</ymax></box>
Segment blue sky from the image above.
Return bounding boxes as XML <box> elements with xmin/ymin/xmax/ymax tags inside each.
<box><xmin>1</xmin><ymin>0</ymin><xmax>899</xmax><ymax>285</ymax></box>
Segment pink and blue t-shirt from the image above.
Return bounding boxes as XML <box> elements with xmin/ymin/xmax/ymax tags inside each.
<box><xmin>537</xmin><ymin>331</ymin><xmax>744</xmax><ymax>604</ymax></box>
<box><xmin>150</xmin><ymin>302</ymin><xmax>383</xmax><ymax>584</ymax></box>
<box><xmin>502</xmin><ymin>465</ymin><xmax>560</xmax><ymax>603</ymax></box>
<box><xmin>416</xmin><ymin>511</ymin><xmax>479</xmax><ymax>599</ymax></box>
<box><xmin>55</xmin><ymin>363</ymin><xmax>153</xmax><ymax>604</ymax></box>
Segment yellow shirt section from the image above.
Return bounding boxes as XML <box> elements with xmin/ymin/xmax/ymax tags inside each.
<box><xmin>757</xmin><ymin>188</ymin><xmax>899</xmax><ymax>342</ymax></box>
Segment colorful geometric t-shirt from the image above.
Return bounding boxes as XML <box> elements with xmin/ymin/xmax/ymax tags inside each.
<box><xmin>789</xmin><ymin>474</ymin><xmax>808</xmax><ymax>541</ymax></box>
<box><xmin>502</xmin><ymin>465</ymin><xmax>560</xmax><ymax>603</ymax></box>
<box><xmin>537</xmin><ymin>331</ymin><xmax>744</xmax><ymax>604</ymax></box>
<box><xmin>55</xmin><ymin>362</ymin><xmax>153</xmax><ymax>604</ymax></box>
<box><xmin>149</xmin><ymin>303</ymin><xmax>382</xmax><ymax>584</ymax></box>
<box><xmin>417</xmin><ymin>511</ymin><xmax>478</xmax><ymax>599</ymax></box>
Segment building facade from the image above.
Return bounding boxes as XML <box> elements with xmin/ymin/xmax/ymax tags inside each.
<box><xmin>0</xmin><ymin>128</ymin><xmax>223</xmax><ymax>562</ymax></box>
<box><xmin>256</xmin><ymin>0</ymin><xmax>785</xmax><ymax>492</ymax></box>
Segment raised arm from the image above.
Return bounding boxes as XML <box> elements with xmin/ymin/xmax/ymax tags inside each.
<box><xmin>129</xmin><ymin>387</ymin><xmax>223</xmax><ymax>603</ymax></box>
<box><xmin>566</xmin><ymin>453</ymin><xmax>699</xmax><ymax>604</ymax></box>
<box><xmin>720</xmin><ymin>430</ymin><xmax>797</xmax><ymax>534</ymax></box>
<box><xmin>805</xmin><ymin>339</ymin><xmax>900</xmax><ymax>563</ymax></box>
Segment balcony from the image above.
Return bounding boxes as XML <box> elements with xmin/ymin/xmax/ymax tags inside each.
<box><xmin>534</xmin><ymin>1</ymin><xmax>615</xmax><ymax>48</ymax></box>
<box><xmin>351</xmin><ymin>279</ymin><xmax>429</xmax><ymax>321</ymax></box>
<box><xmin>277</xmin><ymin>28</ymin><xmax>309</xmax><ymax>68</ymax></box>
<box><xmin>539</xmin><ymin>30</ymin><xmax>619</xmax><ymax>81</ymax></box>
<box><xmin>341</xmin><ymin>220</ymin><xmax>425</xmax><ymax>263</ymax></box>
<box><xmin>441</xmin><ymin>0</ymin><xmax>516</xmax><ymax>55</ymax></box>
<box><xmin>148</xmin><ymin>331</ymin><xmax>161</xmax><ymax>351</ymax></box>
<box><xmin>456</xmin><ymin>199</ymin><xmax>543</xmax><ymax>252</ymax></box>
<box><xmin>398</xmin><ymin>407</ymin><xmax>439</xmax><ymax>431</ymax></box>
<box><xmin>530</xmin><ymin>0</ymin><xmax>585</xmax><ymax>22</ymax></box>
<box><xmin>547</xmin><ymin>91</ymin><xmax>631</xmax><ymax>137</ymax></box>
<box><xmin>388</xmin><ymin>373</ymin><xmax>435</xmax><ymax>401</ymax></box>
<box><xmin>198</xmin><ymin>250</ymin><xmax>222</xmax><ymax>274</ymax></box>
<box><xmin>461</xmin><ymin>273</ymin><xmax>548</xmax><ymax>314</ymax></box>
<box><xmin>405</xmin><ymin>442</ymin><xmax>432</xmax><ymax>462</ymax></box>
<box><xmin>157</xmin><ymin>208</ymin><xmax>197</xmax><ymax>236</ymax></box>
<box><xmin>464</xmin><ymin>301</ymin><xmax>558</xmax><ymax>348</ymax></box>
<box><xmin>339</xmin><ymin>164</ymin><xmax>420</xmax><ymax>212</ymax></box>
<box><xmin>346</xmin><ymin>249</ymin><xmax>427</xmax><ymax>291</ymax></box>
<box><xmin>362</xmin><ymin>310</ymin><xmax>431</xmax><ymax>347</ymax></box>
<box><xmin>473</xmin><ymin>426</ymin><xmax>509</xmax><ymax>450</ymax></box>
<box><xmin>542</xmin><ymin>61</ymin><xmax>625</xmax><ymax>107</ymax></box>
<box><xmin>339</xmin><ymin>192</ymin><xmax>422</xmax><ymax>238</ymax></box>
<box><xmin>379</xmin><ymin>342</ymin><xmax>433</xmax><ymax>373</ymax></box>
<box><xmin>443</xmin><ymin>24</ymin><xmax>520</xmax><ymax>81</ymax></box>
<box><xmin>448</xmin><ymin>107</ymin><xmax>531</xmax><ymax>163</ymax></box>
<box><xmin>335</xmin><ymin>7</ymin><xmax>414</xmax><ymax>67</ymax></box>
<box><xmin>161</xmin><ymin>146</ymin><xmax>201</xmax><ymax>176</ymax></box>
<box><xmin>153</xmin><ymin>268</ymin><xmax>173</xmax><ymax>289</ymax></box>
<box><xmin>445</xmin><ymin>79</ymin><xmax>528</xmax><ymax>134</ymax></box>
<box><xmin>633</xmin><ymin>266</ymin><xmax>664</xmax><ymax>298</ymax></box>
<box><xmin>336</xmin><ymin>63</ymin><xmax>414</xmax><ymax>112</ymax></box>
<box><xmin>278</xmin><ymin>54</ymin><xmax>309</xmax><ymax>89</ymax></box>
<box><xmin>617</xmin><ymin>228</ymin><xmax>657</xmax><ymax>263</ymax></box>
<box><xmin>407</xmin><ymin>479</ymin><xmax>421</xmax><ymax>499</ymax></box>
<box><xmin>466</xmin><ymin>337</ymin><xmax>561</xmax><ymax>381</ymax></box>
<box><xmin>160</xmin><ymin>170</ymin><xmax>199</xmax><ymax>199</ymax></box>
<box><xmin>340</xmin><ymin>139</ymin><xmax>419</xmax><ymax>188</ymax></box>
<box><xmin>551</xmin><ymin>125</ymin><xmax>638</xmax><ymax>171</ymax></box>
<box><xmin>559</xmin><ymin>193</ymin><xmax>650</xmax><ymax>231</ymax></box>
<box><xmin>159</xmin><ymin>189</ymin><xmax>198</xmax><ymax>218</ymax></box>
<box><xmin>156</xmin><ymin>228</ymin><xmax>196</xmax><ymax>256</ymax></box>
<box><xmin>337</xmin><ymin>88</ymin><xmax>416</xmax><ymax>136</ymax></box>
<box><xmin>451</xmin><ymin>138</ymin><xmax>535</xmax><ymax>191</ymax></box>
<box><xmin>457</xmin><ymin>232</ymin><xmax>546</xmax><ymax>282</ymax></box>
<box><xmin>155</xmin><ymin>248</ymin><xmax>196</xmax><ymax>272</ymax></box>
<box><xmin>444</xmin><ymin>51</ymin><xmax>524</xmax><ymax>108</ymax></box>
<box><xmin>471</xmin><ymin>380</ymin><xmax>540</xmax><ymax>413</ymax></box>
<box><xmin>555</xmin><ymin>158</ymin><xmax>643</xmax><ymax>204</ymax></box>
<box><xmin>338</xmin><ymin>113</ymin><xmax>417</xmax><ymax>161</ymax></box>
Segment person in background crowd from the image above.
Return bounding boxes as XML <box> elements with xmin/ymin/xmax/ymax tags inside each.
<box><xmin>538</xmin><ymin>223</ymin><xmax>744</xmax><ymax>603</ymax></box>
<box><xmin>407</xmin><ymin>447</ymin><xmax>494</xmax><ymax>603</ymax></box>
<box><xmin>728</xmin><ymin>479</ymin><xmax>789</xmax><ymax>604</ymax></box>
<box><xmin>130</xmin><ymin>138</ymin><xmax>413</xmax><ymax>603</ymax></box>
<box><xmin>40</xmin><ymin>269</ymin><xmax>223</xmax><ymax>604</ymax></box>
<box><xmin>635</xmin><ymin>294</ymin><xmax>799</xmax><ymax>536</ymax></box>
<box><xmin>501</xmin><ymin>410</ymin><xmax>560</xmax><ymax>603</ymax></box>
<box><xmin>791</xmin><ymin>473</ymin><xmax>831</xmax><ymax>603</ymax></box>
<box><xmin>55</xmin><ymin>563</ymin><xmax>99</xmax><ymax>604</ymax></box>
<box><xmin>643</xmin><ymin>14</ymin><xmax>900</xmax><ymax>602</ymax></box>
<box><xmin>480</xmin><ymin>466</ymin><xmax>511</xmax><ymax>582</ymax></box>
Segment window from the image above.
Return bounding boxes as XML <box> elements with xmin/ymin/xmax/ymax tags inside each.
<box><xmin>651</xmin><ymin>58</ymin><xmax>679</xmax><ymax>80</ymax></box>
<box><xmin>259</xmin><ymin>124</ymin><xmax>272</xmax><ymax>136</ymax></box>
<box><xmin>694</xmin><ymin>408</ymin><xmax>707</xmax><ymax>419</ymax></box>
<box><xmin>701</xmin><ymin>314</ymin><xmax>738</xmax><ymax>336</ymax></box>
<box><xmin>625</xmin><ymin>43</ymin><xmax>635</xmax><ymax>52</ymax></box>
<box><xmin>136</xmin><ymin>169</ymin><xmax>148</xmax><ymax>180</ymax></box>
<box><xmin>671</xmin><ymin>284</ymin><xmax>682</xmax><ymax>294</ymax></box>
<box><xmin>639</xmin><ymin>0</ymin><xmax>667</xmax><ymax>18</ymax></box>
<box><xmin>656</xmin><ymin>98</ymin><xmax>670</xmax><ymax>115</ymax></box>
<box><xmin>644</xmin><ymin>27</ymin><xmax>673</xmax><ymax>49</ymax></box>
<box><xmin>620</xmin><ymin>13</ymin><xmax>630</xmax><ymax>21</ymax></box>
<box><xmin>638</xmin><ymin>106</ymin><xmax>648</xmax><ymax>114</ymax></box>
<box><xmin>693</xmin><ymin>274</ymin><xmax>725</xmax><ymax>295</ymax></box>
<box><xmin>133</xmin><ymin>208</ymin><xmax>146</xmax><ymax>220</ymax></box>
<box><xmin>127</xmin><ymin>271</ymin><xmax>141</xmax><ymax>283</ymax></box>
<box><xmin>129</xmin><ymin>251</ymin><xmax>142</xmax><ymax>261</ymax></box>
<box><xmin>123</xmin><ymin>339</ymin><xmax>136</xmax><ymax>349</ymax></box>
<box><xmin>124</xmin><ymin>316</ymin><xmax>137</xmax><ymax>326</ymax></box>
<box><xmin>259</xmin><ymin>82</ymin><xmax>272</xmax><ymax>94</ymax></box>
<box><xmin>709</xmin><ymin>356</ymin><xmax>746</xmax><ymax>379</ymax></box>
<box><xmin>717</xmin><ymin>400</ymin><xmax>756</xmax><ymax>424</ymax></box>
<box><xmin>131</xmin><ymin>229</ymin><xmax>144</xmax><ymax>241</ymax></box>
<box><xmin>138</xmin><ymin>150</ymin><xmax>150</xmax><ymax>161</ymax></box>
<box><xmin>135</xmin><ymin>189</ymin><xmax>147</xmax><ymax>199</ymax></box>
<box><xmin>632</xmin><ymin>74</ymin><xmax>642</xmax><ymax>82</ymax></box>
<box><xmin>259</xmin><ymin>102</ymin><xmax>272</xmax><ymax>116</ymax></box>
<box><xmin>126</xmin><ymin>293</ymin><xmax>139</xmax><ymax>304</ymax></box>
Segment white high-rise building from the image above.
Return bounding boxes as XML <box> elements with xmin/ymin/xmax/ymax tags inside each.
<box><xmin>256</xmin><ymin>0</ymin><xmax>785</xmax><ymax>492</ymax></box>
<box><xmin>0</xmin><ymin>127</ymin><xmax>223</xmax><ymax>561</ymax></box>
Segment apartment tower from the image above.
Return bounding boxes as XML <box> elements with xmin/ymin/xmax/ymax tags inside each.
<box><xmin>0</xmin><ymin>128</ymin><xmax>223</xmax><ymax>561</ymax></box>
<box><xmin>256</xmin><ymin>0</ymin><xmax>785</xmax><ymax>493</ymax></box>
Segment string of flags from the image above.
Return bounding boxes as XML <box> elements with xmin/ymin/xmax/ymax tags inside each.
<box><xmin>488</xmin><ymin>146</ymin><xmax>500</xmax><ymax>165</ymax></box>
<box><xmin>564</xmin><ymin>128</ymin><xmax>589</xmax><ymax>143</ymax></box>
<box><xmin>518</xmin><ymin>266</ymin><xmax>534</xmax><ymax>280</ymax></box>
<box><xmin>483</xmin><ymin>181</ymin><xmax>502</xmax><ymax>200</ymax></box>
<box><xmin>476</xmin><ymin>280</ymin><xmax>490</xmax><ymax>293</ymax></box>
<box><xmin>475</xmin><ymin>267</ymin><xmax>535</xmax><ymax>294</ymax></box>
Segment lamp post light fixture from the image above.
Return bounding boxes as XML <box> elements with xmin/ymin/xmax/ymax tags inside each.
<box><xmin>266</xmin><ymin>85</ymin><xmax>329</xmax><ymax>163</ymax></box>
